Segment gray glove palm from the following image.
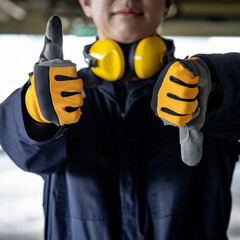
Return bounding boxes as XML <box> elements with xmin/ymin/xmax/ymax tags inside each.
<box><xmin>151</xmin><ymin>57</ymin><xmax>211</xmax><ymax>166</ymax></box>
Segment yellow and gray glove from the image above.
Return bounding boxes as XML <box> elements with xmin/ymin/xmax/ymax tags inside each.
<box><xmin>25</xmin><ymin>16</ymin><xmax>83</xmax><ymax>126</ymax></box>
<box><xmin>151</xmin><ymin>57</ymin><xmax>211</xmax><ymax>166</ymax></box>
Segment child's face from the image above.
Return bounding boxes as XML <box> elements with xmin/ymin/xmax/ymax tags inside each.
<box><xmin>79</xmin><ymin>0</ymin><xmax>172</xmax><ymax>44</ymax></box>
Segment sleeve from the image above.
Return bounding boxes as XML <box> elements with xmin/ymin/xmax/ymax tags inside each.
<box><xmin>196</xmin><ymin>53</ymin><xmax>240</xmax><ymax>141</ymax></box>
<box><xmin>0</xmin><ymin>84</ymin><xmax>68</xmax><ymax>175</ymax></box>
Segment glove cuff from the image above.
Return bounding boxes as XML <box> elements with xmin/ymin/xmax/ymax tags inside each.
<box><xmin>25</xmin><ymin>74</ymin><xmax>50</xmax><ymax>124</ymax></box>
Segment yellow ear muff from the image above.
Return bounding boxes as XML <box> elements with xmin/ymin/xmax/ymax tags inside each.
<box><xmin>89</xmin><ymin>40</ymin><xmax>125</xmax><ymax>81</ymax></box>
<box><xmin>134</xmin><ymin>36</ymin><xmax>167</xmax><ymax>79</ymax></box>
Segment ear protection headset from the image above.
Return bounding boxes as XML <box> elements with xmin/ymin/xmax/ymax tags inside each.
<box><xmin>83</xmin><ymin>36</ymin><xmax>167</xmax><ymax>81</ymax></box>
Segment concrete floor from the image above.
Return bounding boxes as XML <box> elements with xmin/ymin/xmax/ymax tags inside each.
<box><xmin>0</xmin><ymin>150</ymin><xmax>44</xmax><ymax>240</ymax></box>
<box><xmin>229</xmin><ymin>162</ymin><xmax>240</xmax><ymax>240</ymax></box>
<box><xmin>0</xmin><ymin>150</ymin><xmax>239</xmax><ymax>240</ymax></box>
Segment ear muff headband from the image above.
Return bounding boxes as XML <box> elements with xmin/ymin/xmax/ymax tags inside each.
<box><xmin>134</xmin><ymin>36</ymin><xmax>167</xmax><ymax>79</ymax></box>
<box><xmin>89</xmin><ymin>40</ymin><xmax>125</xmax><ymax>81</ymax></box>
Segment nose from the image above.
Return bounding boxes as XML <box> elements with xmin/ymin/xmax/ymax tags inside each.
<box><xmin>120</xmin><ymin>0</ymin><xmax>140</xmax><ymax>5</ymax></box>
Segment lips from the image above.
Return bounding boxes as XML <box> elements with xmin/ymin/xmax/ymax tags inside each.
<box><xmin>112</xmin><ymin>8</ymin><xmax>144</xmax><ymax>18</ymax></box>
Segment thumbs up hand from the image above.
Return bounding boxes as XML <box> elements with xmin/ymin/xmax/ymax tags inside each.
<box><xmin>151</xmin><ymin>57</ymin><xmax>211</xmax><ymax>166</ymax></box>
<box><xmin>25</xmin><ymin>16</ymin><xmax>83</xmax><ymax>126</ymax></box>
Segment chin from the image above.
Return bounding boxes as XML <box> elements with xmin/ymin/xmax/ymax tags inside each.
<box><xmin>112</xmin><ymin>34</ymin><xmax>146</xmax><ymax>44</ymax></box>
<box><xmin>110</xmin><ymin>29</ymin><xmax>156</xmax><ymax>44</ymax></box>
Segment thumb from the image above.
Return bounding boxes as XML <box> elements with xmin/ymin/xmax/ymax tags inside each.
<box><xmin>39</xmin><ymin>15</ymin><xmax>63</xmax><ymax>62</ymax></box>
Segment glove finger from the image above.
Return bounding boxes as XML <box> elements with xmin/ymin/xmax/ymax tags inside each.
<box><xmin>167</xmin><ymin>83</ymin><xmax>199</xmax><ymax>99</ymax></box>
<box><xmin>56</xmin><ymin>79</ymin><xmax>83</xmax><ymax>93</ymax></box>
<box><xmin>179</xmin><ymin>126</ymin><xmax>203</xmax><ymax>166</ymax></box>
<box><xmin>46</xmin><ymin>16</ymin><xmax>63</xmax><ymax>46</ymax></box>
<box><xmin>59</xmin><ymin>108</ymin><xmax>82</xmax><ymax>126</ymax></box>
<box><xmin>158</xmin><ymin>111</ymin><xmax>192</xmax><ymax>127</ymax></box>
<box><xmin>170</xmin><ymin>61</ymin><xmax>199</xmax><ymax>85</ymax></box>
<box><xmin>162</xmin><ymin>99</ymin><xmax>198</xmax><ymax>115</ymax></box>
<box><xmin>49</xmin><ymin>65</ymin><xmax>83</xmax><ymax>94</ymax></box>
<box><xmin>62</xmin><ymin>94</ymin><xmax>84</xmax><ymax>108</ymax></box>
<box><xmin>40</xmin><ymin>15</ymin><xmax>63</xmax><ymax>62</ymax></box>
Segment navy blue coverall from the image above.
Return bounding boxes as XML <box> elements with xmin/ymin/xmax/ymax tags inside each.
<box><xmin>0</xmin><ymin>40</ymin><xmax>240</xmax><ymax>240</ymax></box>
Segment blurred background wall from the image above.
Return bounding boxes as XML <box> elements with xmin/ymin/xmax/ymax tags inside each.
<box><xmin>0</xmin><ymin>0</ymin><xmax>240</xmax><ymax>36</ymax></box>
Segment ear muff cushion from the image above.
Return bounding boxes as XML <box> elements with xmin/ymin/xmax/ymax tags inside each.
<box><xmin>134</xmin><ymin>36</ymin><xmax>167</xmax><ymax>79</ymax></box>
<box><xmin>89</xmin><ymin>40</ymin><xmax>125</xmax><ymax>81</ymax></box>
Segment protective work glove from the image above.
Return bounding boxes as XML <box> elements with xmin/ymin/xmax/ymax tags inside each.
<box><xmin>25</xmin><ymin>16</ymin><xmax>83</xmax><ymax>126</ymax></box>
<box><xmin>151</xmin><ymin>57</ymin><xmax>211</xmax><ymax>166</ymax></box>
